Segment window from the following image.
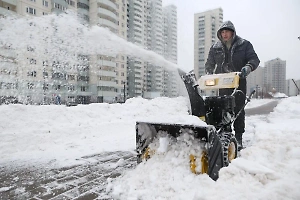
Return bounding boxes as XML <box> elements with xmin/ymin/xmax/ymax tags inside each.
<box><xmin>27</xmin><ymin>83</ymin><xmax>34</xmax><ymax>89</ymax></box>
<box><xmin>52</xmin><ymin>72</ymin><xmax>65</xmax><ymax>80</ymax></box>
<box><xmin>77</xmin><ymin>76</ymin><xmax>89</xmax><ymax>81</ymax></box>
<box><xmin>43</xmin><ymin>0</ymin><xmax>48</xmax><ymax>7</ymax></box>
<box><xmin>26</xmin><ymin>7</ymin><xmax>36</xmax><ymax>15</ymax></box>
<box><xmin>27</xmin><ymin>46</ymin><xmax>34</xmax><ymax>52</ymax></box>
<box><xmin>43</xmin><ymin>83</ymin><xmax>48</xmax><ymax>90</ymax></box>
<box><xmin>27</xmin><ymin>71</ymin><xmax>37</xmax><ymax>77</ymax></box>
<box><xmin>80</xmin><ymin>86</ymin><xmax>88</xmax><ymax>92</ymax></box>
<box><xmin>68</xmin><ymin>75</ymin><xmax>75</xmax><ymax>80</ymax></box>
<box><xmin>43</xmin><ymin>71</ymin><xmax>48</xmax><ymax>78</ymax></box>
<box><xmin>54</xmin><ymin>3</ymin><xmax>67</xmax><ymax>10</ymax></box>
<box><xmin>53</xmin><ymin>84</ymin><xmax>61</xmax><ymax>90</ymax></box>
<box><xmin>67</xmin><ymin>85</ymin><xmax>75</xmax><ymax>91</ymax></box>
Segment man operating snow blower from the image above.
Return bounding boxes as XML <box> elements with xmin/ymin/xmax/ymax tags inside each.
<box><xmin>205</xmin><ymin>20</ymin><xmax>260</xmax><ymax>150</ymax></box>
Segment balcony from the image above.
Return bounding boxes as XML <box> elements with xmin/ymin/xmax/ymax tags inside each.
<box><xmin>97</xmin><ymin>0</ymin><xmax>116</xmax><ymax>11</ymax></box>
<box><xmin>0</xmin><ymin>48</ymin><xmax>17</xmax><ymax>59</ymax></box>
<box><xmin>98</xmin><ymin>60</ymin><xmax>116</xmax><ymax>68</ymax></box>
<box><xmin>98</xmin><ymin>7</ymin><xmax>117</xmax><ymax>21</ymax></box>
<box><xmin>2</xmin><ymin>0</ymin><xmax>17</xmax><ymax>6</ymax></box>
<box><xmin>98</xmin><ymin>90</ymin><xmax>116</xmax><ymax>97</ymax></box>
<box><xmin>53</xmin><ymin>0</ymin><xmax>68</xmax><ymax>7</ymax></box>
<box><xmin>78</xmin><ymin>0</ymin><xmax>89</xmax><ymax>5</ymax></box>
<box><xmin>98</xmin><ymin>18</ymin><xmax>117</xmax><ymax>30</ymax></box>
<box><xmin>77</xmin><ymin>7</ymin><xmax>89</xmax><ymax>16</ymax></box>
<box><xmin>98</xmin><ymin>70</ymin><xmax>115</xmax><ymax>77</ymax></box>
<box><xmin>97</xmin><ymin>80</ymin><xmax>117</xmax><ymax>87</ymax></box>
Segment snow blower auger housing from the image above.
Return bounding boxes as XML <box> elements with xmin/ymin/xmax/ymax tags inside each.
<box><xmin>136</xmin><ymin>71</ymin><xmax>254</xmax><ymax>181</ymax></box>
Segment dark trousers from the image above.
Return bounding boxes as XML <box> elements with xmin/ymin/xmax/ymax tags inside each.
<box><xmin>219</xmin><ymin>79</ymin><xmax>246</xmax><ymax>142</ymax></box>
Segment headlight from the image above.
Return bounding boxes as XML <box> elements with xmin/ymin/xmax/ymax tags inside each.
<box><xmin>205</xmin><ymin>79</ymin><xmax>216</xmax><ymax>86</ymax></box>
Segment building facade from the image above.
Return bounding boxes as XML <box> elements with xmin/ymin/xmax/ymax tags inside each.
<box><xmin>194</xmin><ymin>8</ymin><xmax>223</xmax><ymax>79</ymax></box>
<box><xmin>247</xmin><ymin>66</ymin><xmax>264</xmax><ymax>97</ymax></box>
<box><xmin>127</xmin><ymin>0</ymin><xmax>178</xmax><ymax>99</ymax></box>
<box><xmin>263</xmin><ymin>58</ymin><xmax>286</xmax><ymax>94</ymax></box>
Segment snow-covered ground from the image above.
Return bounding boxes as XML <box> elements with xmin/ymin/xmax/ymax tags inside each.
<box><xmin>1</xmin><ymin>96</ymin><xmax>299</xmax><ymax>199</ymax></box>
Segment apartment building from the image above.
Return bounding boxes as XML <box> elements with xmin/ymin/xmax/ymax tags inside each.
<box><xmin>194</xmin><ymin>8</ymin><xmax>223</xmax><ymax>79</ymax></box>
<box><xmin>264</xmin><ymin>58</ymin><xmax>286</xmax><ymax>94</ymax></box>
<box><xmin>162</xmin><ymin>4</ymin><xmax>178</xmax><ymax>97</ymax></box>
<box><xmin>127</xmin><ymin>0</ymin><xmax>146</xmax><ymax>98</ymax></box>
<box><xmin>127</xmin><ymin>0</ymin><xmax>178</xmax><ymax>99</ymax></box>
<box><xmin>145</xmin><ymin>0</ymin><xmax>164</xmax><ymax>97</ymax></box>
<box><xmin>247</xmin><ymin>66</ymin><xmax>264</xmax><ymax>96</ymax></box>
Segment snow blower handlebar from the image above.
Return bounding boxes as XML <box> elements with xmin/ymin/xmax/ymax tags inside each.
<box><xmin>228</xmin><ymin>89</ymin><xmax>256</xmax><ymax>129</ymax></box>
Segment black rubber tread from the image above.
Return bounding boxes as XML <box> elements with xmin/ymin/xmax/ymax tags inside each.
<box><xmin>220</xmin><ymin>132</ymin><xmax>238</xmax><ymax>166</ymax></box>
<box><xmin>207</xmin><ymin>131</ymin><xmax>223</xmax><ymax>181</ymax></box>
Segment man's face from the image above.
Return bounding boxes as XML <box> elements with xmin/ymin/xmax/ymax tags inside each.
<box><xmin>221</xmin><ymin>30</ymin><xmax>233</xmax><ymax>41</ymax></box>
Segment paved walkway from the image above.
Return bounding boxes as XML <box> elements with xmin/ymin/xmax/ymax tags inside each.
<box><xmin>0</xmin><ymin>151</ymin><xmax>136</xmax><ymax>200</ymax></box>
<box><xmin>245</xmin><ymin>100</ymin><xmax>278</xmax><ymax>116</ymax></box>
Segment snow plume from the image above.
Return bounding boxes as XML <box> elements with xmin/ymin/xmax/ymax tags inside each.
<box><xmin>0</xmin><ymin>11</ymin><xmax>178</xmax><ymax>70</ymax></box>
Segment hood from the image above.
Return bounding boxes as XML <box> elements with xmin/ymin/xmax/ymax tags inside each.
<box><xmin>217</xmin><ymin>21</ymin><xmax>236</xmax><ymax>42</ymax></box>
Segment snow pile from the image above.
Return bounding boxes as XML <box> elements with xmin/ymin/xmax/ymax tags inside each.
<box><xmin>0</xmin><ymin>96</ymin><xmax>202</xmax><ymax>168</ymax></box>
<box><xmin>108</xmin><ymin>96</ymin><xmax>300</xmax><ymax>200</ymax></box>
<box><xmin>268</xmin><ymin>92</ymin><xmax>288</xmax><ymax>98</ymax></box>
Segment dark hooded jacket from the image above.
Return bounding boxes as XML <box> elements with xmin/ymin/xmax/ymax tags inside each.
<box><xmin>205</xmin><ymin>21</ymin><xmax>260</xmax><ymax>76</ymax></box>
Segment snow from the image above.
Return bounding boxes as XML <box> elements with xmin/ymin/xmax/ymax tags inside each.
<box><xmin>0</xmin><ymin>12</ymin><xmax>300</xmax><ymax>200</ymax></box>
<box><xmin>1</xmin><ymin>96</ymin><xmax>300</xmax><ymax>199</ymax></box>
<box><xmin>0</xmin><ymin>11</ymin><xmax>178</xmax><ymax>71</ymax></box>
<box><xmin>269</xmin><ymin>92</ymin><xmax>289</xmax><ymax>98</ymax></box>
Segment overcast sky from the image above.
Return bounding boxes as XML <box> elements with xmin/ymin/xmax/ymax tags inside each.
<box><xmin>162</xmin><ymin>0</ymin><xmax>300</xmax><ymax>79</ymax></box>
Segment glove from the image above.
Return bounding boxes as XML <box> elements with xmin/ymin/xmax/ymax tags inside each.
<box><xmin>240</xmin><ymin>65</ymin><xmax>252</xmax><ymax>78</ymax></box>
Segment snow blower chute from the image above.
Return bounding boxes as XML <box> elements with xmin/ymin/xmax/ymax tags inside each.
<box><xmin>136</xmin><ymin>71</ymin><xmax>255</xmax><ymax>181</ymax></box>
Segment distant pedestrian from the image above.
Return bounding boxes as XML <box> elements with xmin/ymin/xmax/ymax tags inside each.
<box><xmin>205</xmin><ymin>20</ymin><xmax>260</xmax><ymax>150</ymax></box>
<box><xmin>56</xmin><ymin>95</ymin><xmax>61</xmax><ymax>105</ymax></box>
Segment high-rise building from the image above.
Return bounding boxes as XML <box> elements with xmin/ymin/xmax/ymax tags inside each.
<box><xmin>127</xmin><ymin>0</ymin><xmax>147</xmax><ymax>98</ymax></box>
<box><xmin>127</xmin><ymin>0</ymin><xmax>178</xmax><ymax>99</ymax></box>
<box><xmin>247</xmin><ymin>66</ymin><xmax>264</xmax><ymax>96</ymax></box>
<box><xmin>194</xmin><ymin>8</ymin><xmax>223</xmax><ymax>79</ymax></box>
<box><xmin>163</xmin><ymin>5</ymin><xmax>177</xmax><ymax>64</ymax></box>
<box><xmin>144</xmin><ymin>0</ymin><xmax>164</xmax><ymax>97</ymax></box>
<box><xmin>162</xmin><ymin>4</ymin><xmax>178</xmax><ymax>97</ymax></box>
<box><xmin>264</xmin><ymin>58</ymin><xmax>286</xmax><ymax>93</ymax></box>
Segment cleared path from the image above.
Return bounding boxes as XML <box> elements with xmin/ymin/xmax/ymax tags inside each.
<box><xmin>245</xmin><ymin>100</ymin><xmax>278</xmax><ymax>116</ymax></box>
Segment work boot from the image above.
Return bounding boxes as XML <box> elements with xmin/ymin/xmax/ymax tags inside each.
<box><xmin>237</xmin><ymin>140</ymin><xmax>243</xmax><ymax>151</ymax></box>
<box><xmin>235</xmin><ymin>132</ymin><xmax>244</xmax><ymax>151</ymax></box>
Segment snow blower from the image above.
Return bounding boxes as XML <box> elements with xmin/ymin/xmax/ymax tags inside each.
<box><xmin>136</xmin><ymin>71</ymin><xmax>255</xmax><ymax>181</ymax></box>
